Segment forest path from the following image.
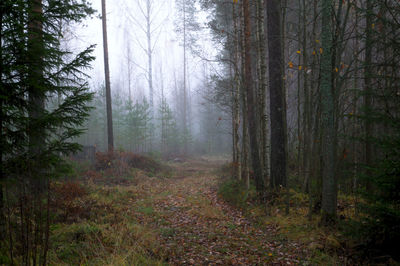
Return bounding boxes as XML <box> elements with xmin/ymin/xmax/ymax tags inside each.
<box><xmin>133</xmin><ymin>157</ymin><xmax>304</xmax><ymax>265</ymax></box>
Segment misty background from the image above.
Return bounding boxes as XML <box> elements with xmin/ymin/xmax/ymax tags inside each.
<box><xmin>71</xmin><ymin>0</ymin><xmax>230</xmax><ymax>155</ymax></box>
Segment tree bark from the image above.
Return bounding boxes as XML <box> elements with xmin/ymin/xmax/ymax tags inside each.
<box><xmin>352</xmin><ymin>4</ymin><xmax>360</xmax><ymax>199</ymax></box>
<box><xmin>320</xmin><ymin>0</ymin><xmax>337</xmax><ymax>225</ymax></box>
<box><xmin>243</xmin><ymin>0</ymin><xmax>264</xmax><ymax>195</ymax></box>
<box><xmin>27</xmin><ymin>1</ymin><xmax>50</xmax><ymax>262</ymax></box>
<box><xmin>364</xmin><ymin>0</ymin><xmax>373</xmax><ymax>192</ymax></box>
<box><xmin>239</xmin><ymin>1</ymin><xmax>250</xmax><ymax>188</ymax></box>
<box><xmin>101</xmin><ymin>0</ymin><xmax>114</xmax><ymax>152</ymax></box>
<box><xmin>256</xmin><ymin>0</ymin><xmax>269</xmax><ymax>185</ymax></box>
<box><xmin>266</xmin><ymin>0</ymin><xmax>287</xmax><ymax>189</ymax></box>
<box><xmin>0</xmin><ymin>1</ymin><xmax>4</xmax><ymax>240</ymax></box>
<box><xmin>301</xmin><ymin>0</ymin><xmax>311</xmax><ymax>193</ymax></box>
<box><xmin>28</xmin><ymin>0</ymin><xmax>45</xmax><ymax>157</ymax></box>
<box><xmin>233</xmin><ymin>3</ymin><xmax>241</xmax><ymax>181</ymax></box>
<box><xmin>182</xmin><ymin>0</ymin><xmax>188</xmax><ymax>155</ymax></box>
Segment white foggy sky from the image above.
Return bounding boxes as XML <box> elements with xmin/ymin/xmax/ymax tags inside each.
<box><xmin>70</xmin><ymin>0</ymin><xmax>216</xmax><ymax>104</ymax></box>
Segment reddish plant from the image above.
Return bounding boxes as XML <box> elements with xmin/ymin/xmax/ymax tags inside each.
<box><xmin>95</xmin><ymin>151</ymin><xmax>165</xmax><ymax>174</ymax></box>
<box><xmin>51</xmin><ymin>181</ymin><xmax>89</xmax><ymax>222</ymax></box>
<box><xmin>95</xmin><ymin>151</ymin><xmax>116</xmax><ymax>170</ymax></box>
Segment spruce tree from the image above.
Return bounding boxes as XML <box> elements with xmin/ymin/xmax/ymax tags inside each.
<box><xmin>0</xmin><ymin>0</ymin><xmax>95</xmax><ymax>263</ymax></box>
<box><xmin>356</xmin><ymin>0</ymin><xmax>400</xmax><ymax>258</ymax></box>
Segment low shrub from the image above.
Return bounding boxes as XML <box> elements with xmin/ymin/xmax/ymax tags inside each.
<box><xmin>121</xmin><ymin>152</ymin><xmax>167</xmax><ymax>173</ymax></box>
<box><xmin>95</xmin><ymin>151</ymin><xmax>168</xmax><ymax>174</ymax></box>
<box><xmin>218</xmin><ymin>179</ymin><xmax>252</xmax><ymax>208</ymax></box>
<box><xmin>95</xmin><ymin>151</ymin><xmax>116</xmax><ymax>170</ymax></box>
<box><xmin>51</xmin><ymin>181</ymin><xmax>91</xmax><ymax>223</ymax></box>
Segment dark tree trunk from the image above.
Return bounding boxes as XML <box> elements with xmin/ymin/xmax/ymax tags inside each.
<box><xmin>239</xmin><ymin>1</ymin><xmax>250</xmax><ymax>188</ymax></box>
<box><xmin>243</xmin><ymin>0</ymin><xmax>264</xmax><ymax>195</ymax></box>
<box><xmin>266</xmin><ymin>0</ymin><xmax>287</xmax><ymax>189</ymax></box>
<box><xmin>256</xmin><ymin>0</ymin><xmax>269</xmax><ymax>184</ymax></box>
<box><xmin>28</xmin><ymin>0</ymin><xmax>45</xmax><ymax>157</ymax></box>
<box><xmin>27</xmin><ymin>1</ymin><xmax>51</xmax><ymax>263</ymax></box>
<box><xmin>0</xmin><ymin>1</ymin><xmax>4</xmax><ymax>240</ymax></box>
<box><xmin>364</xmin><ymin>0</ymin><xmax>373</xmax><ymax>192</ymax></box>
<box><xmin>232</xmin><ymin>3</ymin><xmax>241</xmax><ymax>181</ymax></box>
<box><xmin>320</xmin><ymin>0</ymin><xmax>337</xmax><ymax>225</ymax></box>
<box><xmin>101</xmin><ymin>0</ymin><xmax>114</xmax><ymax>152</ymax></box>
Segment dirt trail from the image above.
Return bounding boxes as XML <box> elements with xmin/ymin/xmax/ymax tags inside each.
<box><xmin>134</xmin><ymin>158</ymin><xmax>305</xmax><ymax>265</ymax></box>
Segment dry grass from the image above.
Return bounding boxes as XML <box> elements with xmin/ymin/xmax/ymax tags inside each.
<box><xmin>47</xmin><ymin>155</ymin><xmax>171</xmax><ymax>265</ymax></box>
<box><xmin>50</xmin><ymin>157</ymin><xmax>337</xmax><ymax>265</ymax></box>
<box><xmin>48</xmin><ymin>220</ymin><xmax>166</xmax><ymax>265</ymax></box>
<box><xmin>186</xmin><ymin>195</ymin><xmax>226</xmax><ymax>220</ymax></box>
<box><xmin>217</xmin><ymin>168</ymin><xmax>358</xmax><ymax>265</ymax></box>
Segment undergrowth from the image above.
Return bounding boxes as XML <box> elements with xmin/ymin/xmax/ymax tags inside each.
<box><xmin>95</xmin><ymin>151</ymin><xmax>169</xmax><ymax>174</ymax></box>
<box><xmin>46</xmin><ymin>152</ymin><xmax>171</xmax><ymax>265</ymax></box>
<box><xmin>216</xmin><ymin>163</ymin><xmax>366</xmax><ymax>265</ymax></box>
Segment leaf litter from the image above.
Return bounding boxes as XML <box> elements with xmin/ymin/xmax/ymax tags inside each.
<box><xmin>129</xmin><ymin>159</ymin><xmax>307</xmax><ymax>265</ymax></box>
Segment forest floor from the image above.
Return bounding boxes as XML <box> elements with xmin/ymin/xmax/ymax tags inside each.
<box><xmin>48</xmin><ymin>156</ymin><xmax>350</xmax><ymax>265</ymax></box>
<box><xmin>136</xmin><ymin>158</ymin><xmax>305</xmax><ymax>265</ymax></box>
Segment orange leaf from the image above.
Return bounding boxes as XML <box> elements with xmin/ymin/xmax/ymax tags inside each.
<box><xmin>342</xmin><ymin>148</ymin><xmax>348</xmax><ymax>159</ymax></box>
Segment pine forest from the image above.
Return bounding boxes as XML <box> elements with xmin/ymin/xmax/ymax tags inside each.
<box><xmin>0</xmin><ymin>0</ymin><xmax>399</xmax><ymax>264</ymax></box>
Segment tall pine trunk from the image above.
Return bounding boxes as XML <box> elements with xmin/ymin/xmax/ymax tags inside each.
<box><xmin>320</xmin><ymin>0</ymin><xmax>337</xmax><ymax>225</ymax></box>
<box><xmin>266</xmin><ymin>0</ymin><xmax>287</xmax><ymax>189</ymax></box>
<box><xmin>239</xmin><ymin>0</ymin><xmax>249</xmax><ymax>188</ymax></box>
<box><xmin>182</xmin><ymin>1</ymin><xmax>188</xmax><ymax>155</ymax></box>
<box><xmin>364</xmin><ymin>0</ymin><xmax>373</xmax><ymax>192</ymax></box>
<box><xmin>243</xmin><ymin>0</ymin><xmax>264</xmax><ymax>195</ymax></box>
<box><xmin>301</xmin><ymin>0</ymin><xmax>311</xmax><ymax>193</ymax></box>
<box><xmin>232</xmin><ymin>3</ymin><xmax>242</xmax><ymax>181</ymax></box>
<box><xmin>101</xmin><ymin>0</ymin><xmax>114</xmax><ymax>152</ymax></box>
<box><xmin>0</xmin><ymin>1</ymin><xmax>4</xmax><ymax>240</ymax></box>
<box><xmin>256</xmin><ymin>0</ymin><xmax>269</xmax><ymax>185</ymax></box>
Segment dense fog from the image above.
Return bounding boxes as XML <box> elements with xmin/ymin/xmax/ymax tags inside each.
<box><xmin>71</xmin><ymin>0</ymin><xmax>231</xmax><ymax>156</ymax></box>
